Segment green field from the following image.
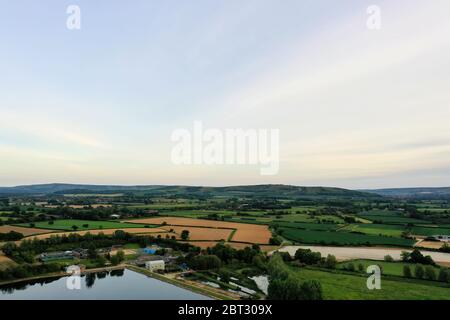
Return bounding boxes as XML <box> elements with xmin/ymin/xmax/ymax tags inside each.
<box><xmin>358</xmin><ymin>211</ymin><xmax>432</xmax><ymax>225</ymax></box>
<box><xmin>337</xmin><ymin>259</ymin><xmax>442</xmax><ymax>277</ymax></box>
<box><xmin>358</xmin><ymin>210</ymin><xmax>403</xmax><ymax>216</ymax></box>
<box><xmin>63</xmin><ymin>193</ymin><xmax>124</xmax><ymax>197</ymax></box>
<box><xmin>410</xmin><ymin>226</ymin><xmax>450</xmax><ymax>236</ymax></box>
<box><xmin>127</xmin><ymin>203</ymin><xmax>207</xmax><ymax>209</ymax></box>
<box><xmin>272</xmin><ymin>213</ymin><xmax>316</xmax><ymax>222</ymax></box>
<box><xmin>224</xmin><ymin>216</ymin><xmax>272</xmax><ymax>224</ymax></box>
<box><xmin>279</xmin><ymin>228</ymin><xmax>415</xmax><ymax>246</ymax></box>
<box><xmin>272</xmin><ymin>221</ymin><xmax>341</xmax><ymax>231</ymax></box>
<box><xmin>291</xmin><ymin>267</ymin><xmax>450</xmax><ymax>300</ymax></box>
<box><xmin>16</xmin><ymin>219</ymin><xmax>150</xmax><ymax>231</ymax></box>
<box><xmin>286</xmin><ymin>206</ymin><xmax>322</xmax><ymax>213</ymax></box>
<box><xmin>163</xmin><ymin>210</ymin><xmax>240</xmax><ymax>218</ymax></box>
<box><xmin>0</xmin><ymin>217</ymin><xmax>17</xmax><ymax>221</ymax></box>
<box><xmin>341</xmin><ymin>224</ymin><xmax>406</xmax><ymax>237</ymax></box>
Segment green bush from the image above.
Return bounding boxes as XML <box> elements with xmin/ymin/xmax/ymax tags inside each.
<box><xmin>294</xmin><ymin>249</ymin><xmax>321</xmax><ymax>265</ymax></box>
<box><xmin>415</xmin><ymin>265</ymin><xmax>424</xmax><ymax>279</ymax></box>
<box><xmin>425</xmin><ymin>266</ymin><xmax>436</xmax><ymax>281</ymax></box>
<box><xmin>437</xmin><ymin>269</ymin><xmax>449</xmax><ymax>282</ymax></box>
<box><xmin>403</xmin><ymin>265</ymin><xmax>412</xmax><ymax>278</ymax></box>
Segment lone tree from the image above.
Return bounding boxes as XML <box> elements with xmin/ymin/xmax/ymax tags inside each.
<box><xmin>403</xmin><ymin>249</ymin><xmax>435</xmax><ymax>265</ymax></box>
<box><xmin>324</xmin><ymin>254</ymin><xmax>337</xmax><ymax>269</ymax></box>
<box><xmin>71</xmin><ymin>225</ymin><xmax>79</xmax><ymax>231</ymax></box>
<box><xmin>181</xmin><ymin>230</ymin><xmax>190</xmax><ymax>240</ymax></box>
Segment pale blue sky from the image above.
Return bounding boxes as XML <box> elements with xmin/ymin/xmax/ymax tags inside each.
<box><xmin>1</xmin><ymin>1</ymin><xmax>450</xmax><ymax>188</ymax></box>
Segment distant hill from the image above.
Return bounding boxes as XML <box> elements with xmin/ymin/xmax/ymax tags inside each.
<box><xmin>0</xmin><ymin>183</ymin><xmax>378</xmax><ymax>199</ymax></box>
<box><xmin>364</xmin><ymin>187</ymin><xmax>450</xmax><ymax>199</ymax></box>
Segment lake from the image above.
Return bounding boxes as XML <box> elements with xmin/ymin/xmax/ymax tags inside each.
<box><xmin>0</xmin><ymin>269</ymin><xmax>210</xmax><ymax>300</ymax></box>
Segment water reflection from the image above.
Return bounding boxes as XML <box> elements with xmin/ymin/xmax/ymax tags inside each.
<box><xmin>0</xmin><ymin>269</ymin><xmax>209</xmax><ymax>300</ymax></box>
<box><xmin>1</xmin><ymin>276</ymin><xmax>61</xmax><ymax>294</ymax></box>
<box><xmin>85</xmin><ymin>273</ymin><xmax>96</xmax><ymax>288</ymax></box>
<box><xmin>110</xmin><ymin>269</ymin><xmax>124</xmax><ymax>277</ymax></box>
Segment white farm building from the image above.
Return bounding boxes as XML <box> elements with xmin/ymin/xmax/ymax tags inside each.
<box><xmin>145</xmin><ymin>260</ymin><xmax>165</xmax><ymax>272</ymax></box>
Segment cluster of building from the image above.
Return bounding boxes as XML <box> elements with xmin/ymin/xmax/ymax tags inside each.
<box><xmin>38</xmin><ymin>242</ymin><xmax>188</xmax><ymax>274</ymax></box>
<box><xmin>39</xmin><ymin>248</ymin><xmax>89</xmax><ymax>262</ymax></box>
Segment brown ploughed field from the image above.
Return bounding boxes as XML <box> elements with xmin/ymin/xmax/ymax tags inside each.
<box><xmin>0</xmin><ymin>225</ymin><xmax>55</xmax><ymax>237</ymax></box>
<box><xmin>125</xmin><ymin>217</ymin><xmax>272</xmax><ymax>244</ymax></box>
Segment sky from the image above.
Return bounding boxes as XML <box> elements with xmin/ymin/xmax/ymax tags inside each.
<box><xmin>1</xmin><ymin>0</ymin><xmax>450</xmax><ymax>189</ymax></box>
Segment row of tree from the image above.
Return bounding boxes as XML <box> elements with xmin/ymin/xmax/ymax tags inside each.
<box><xmin>403</xmin><ymin>265</ymin><xmax>450</xmax><ymax>282</ymax></box>
<box><xmin>0</xmin><ymin>231</ymin><xmax>23</xmax><ymax>241</ymax></box>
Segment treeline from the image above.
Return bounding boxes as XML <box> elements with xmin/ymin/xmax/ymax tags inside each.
<box><xmin>0</xmin><ymin>205</ymin><xmax>159</xmax><ymax>225</ymax></box>
<box><xmin>402</xmin><ymin>264</ymin><xmax>450</xmax><ymax>283</ymax></box>
<box><xmin>2</xmin><ymin>230</ymin><xmax>198</xmax><ymax>264</ymax></box>
<box><xmin>0</xmin><ymin>231</ymin><xmax>23</xmax><ymax>241</ymax></box>
<box><xmin>0</xmin><ymin>263</ymin><xmax>61</xmax><ymax>282</ymax></box>
<box><xmin>39</xmin><ymin>206</ymin><xmax>155</xmax><ymax>221</ymax></box>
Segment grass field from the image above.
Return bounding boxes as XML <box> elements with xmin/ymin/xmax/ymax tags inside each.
<box><xmin>163</xmin><ymin>210</ymin><xmax>239</xmax><ymax>218</ymax></box>
<box><xmin>279</xmin><ymin>228</ymin><xmax>415</xmax><ymax>246</ymax></box>
<box><xmin>225</xmin><ymin>216</ymin><xmax>274</xmax><ymax>224</ymax></box>
<box><xmin>357</xmin><ymin>210</ymin><xmax>432</xmax><ymax>225</ymax></box>
<box><xmin>63</xmin><ymin>193</ymin><xmax>124</xmax><ymax>197</ymax></box>
<box><xmin>0</xmin><ymin>217</ymin><xmax>17</xmax><ymax>221</ymax></box>
<box><xmin>271</xmin><ymin>221</ymin><xmax>341</xmax><ymax>231</ymax></box>
<box><xmin>269</xmin><ymin>213</ymin><xmax>316</xmax><ymax>223</ymax></box>
<box><xmin>291</xmin><ymin>267</ymin><xmax>450</xmax><ymax>300</ymax></box>
<box><xmin>358</xmin><ymin>210</ymin><xmax>403</xmax><ymax>216</ymax></box>
<box><xmin>226</xmin><ymin>213</ymin><xmax>344</xmax><ymax>226</ymax></box>
<box><xmin>359</xmin><ymin>215</ymin><xmax>432</xmax><ymax>225</ymax></box>
<box><xmin>341</xmin><ymin>224</ymin><xmax>406</xmax><ymax>237</ymax></box>
<box><xmin>126</xmin><ymin>203</ymin><xmax>207</xmax><ymax>209</ymax></box>
<box><xmin>336</xmin><ymin>259</ymin><xmax>442</xmax><ymax>277</ymax></box>
<box><xmin>410</xmin><ymin>226</ymin><xmax>450</xmax><ymax>236</ymax></box>
<box><xmin>16</xmin><ymin>219</ymin><xmax>150</xmax><ymax>231</ymax></box>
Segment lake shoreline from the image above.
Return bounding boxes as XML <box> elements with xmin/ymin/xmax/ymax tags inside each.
<box><xmin>126</xmin><ymin>265</ymin><xmax>236</xmax><ymax>300</ymax></box>
<box><xmin>0</xmin><ymin>264</ymin><xmax>234</xmax><ymax>300</ymax></box>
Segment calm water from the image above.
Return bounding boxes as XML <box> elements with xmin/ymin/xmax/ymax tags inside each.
<box><xmin>0</xmin><ymin>269</ymin><xmax>210</xmax><ymax>300</ymax></box>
